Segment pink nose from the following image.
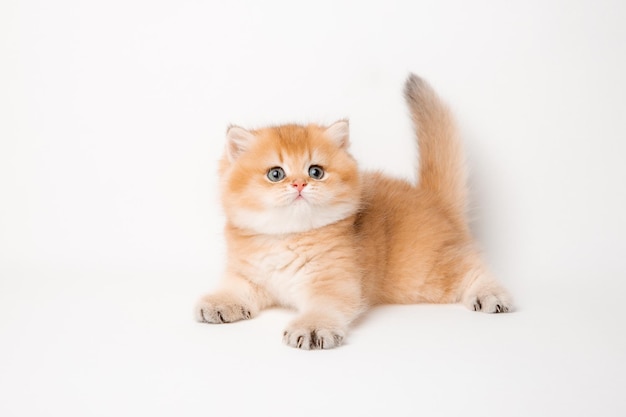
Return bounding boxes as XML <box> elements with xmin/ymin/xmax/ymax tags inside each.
<box><xmin>292</xmin><ymin>181</ymin><xmax>307</xmax><ymax>192</ymax></box>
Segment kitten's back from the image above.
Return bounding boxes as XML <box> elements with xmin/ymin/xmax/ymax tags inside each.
<box><xmin>358</xmin><ymin>75</ymin><xmax>476</xmax><ymax>305</ymax></box>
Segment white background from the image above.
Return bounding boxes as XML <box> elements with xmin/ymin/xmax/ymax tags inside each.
<box><xmin>2</xmin><ymin>0</ymin><xmax>625</xmax><ymax>416</ymax></box>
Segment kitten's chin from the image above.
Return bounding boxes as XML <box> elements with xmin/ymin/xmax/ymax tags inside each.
<box><xmin>229</xmin><ymin>203</ymin><xmax>358</xmax><ymax>235</ymax></box>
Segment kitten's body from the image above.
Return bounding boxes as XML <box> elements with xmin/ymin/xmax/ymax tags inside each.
<box><xmin>196</xmin><ymin>74</ymin><xmax>512</xmax><ymax>349</ymax></box>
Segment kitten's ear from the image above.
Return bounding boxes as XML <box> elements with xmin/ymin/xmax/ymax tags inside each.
<box><xmin>225</xmin><ymin>125</ymin><xmax>256</xmax><ymax>161</ymax></box>
<box><xmin>324</xmin><ymin>120</ymin><xmax>350</xmax><ymax>149</ymax></box>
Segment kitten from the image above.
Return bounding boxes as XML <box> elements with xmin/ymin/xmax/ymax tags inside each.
<box><xmin>195</xmin><ymin>74</ymin><xmax>513</xmax><ymax>349</ymax></box>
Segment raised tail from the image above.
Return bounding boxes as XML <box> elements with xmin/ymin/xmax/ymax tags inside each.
<box><xmin>404</xmin><ymin>73</ymin><xmax>467</xmax><ymax>216</ymax></box>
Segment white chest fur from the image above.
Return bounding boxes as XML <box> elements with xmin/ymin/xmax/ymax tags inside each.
<box><xmin>239</xmin><ymin>236</ymin><xmax>314</xmax><ymax>308</ymax></box>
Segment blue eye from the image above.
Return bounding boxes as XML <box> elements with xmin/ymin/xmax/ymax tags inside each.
<box><xmin>308</xmin><ymin>165</ymin><xmax>324</xmax><ymax>180</ymax></box>
<box><xmin>267</xmin><ymin>167</ymin><xmax>286</xmax><ymax>182</ymax></box>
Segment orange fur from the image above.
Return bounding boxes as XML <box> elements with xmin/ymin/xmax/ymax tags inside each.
<box><xmin>196</xmin><ymin>74</ymin><xmax>513</xmax><ymax>349</ymax></box>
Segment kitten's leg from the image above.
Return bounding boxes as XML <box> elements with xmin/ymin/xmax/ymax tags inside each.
<box><xmin>460</xmin><ymin>264</ymin><xmax>513</xmax><ymax>313</ymax></box>
<box><xmin>195</xmin><ymin>275</ymin><xmax>270</xmax><ymax>324</ymax></box>
<box><xmin>282</xmin><ymin>282</ymin><xmax>364</xmax><ymax>350</ymax></box>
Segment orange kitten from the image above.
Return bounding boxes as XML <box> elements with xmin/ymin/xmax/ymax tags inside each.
<box><xmin>195</xmin><ymin>74</ymin><xmax>513</xmax><ymax>349</ymax></box>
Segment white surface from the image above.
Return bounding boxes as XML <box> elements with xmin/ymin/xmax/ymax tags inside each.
<box><xmin>1</xmin><ymin>1</ymin><xmax>625</xmax><ymax>416</ymax></box>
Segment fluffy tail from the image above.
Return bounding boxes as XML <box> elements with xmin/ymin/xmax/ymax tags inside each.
<box><xmin>404</xmin><ymin>73</ymin><xmax>467</xmax><ymax>216</ymax></box>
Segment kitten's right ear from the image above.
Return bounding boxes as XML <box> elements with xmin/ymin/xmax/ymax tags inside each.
<box><xmin>225</xmin><ymin>125</ymin><xmax>256</xmax><ymax>161</ymax></box>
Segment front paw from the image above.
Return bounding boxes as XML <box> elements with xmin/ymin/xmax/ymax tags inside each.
<box><xmin>470</xmin><ymin>292</ymin><xmax>513</xmax><ymax>314</ymax></box>
<box><xmin>282</xmin><ymin>320</ymin><xmax>345</xmax><ymax>350</ymax></box>
<box><xmin>195</xmin><ymin>295</ymin><xmax>253</xmax><ymax>324</ymax></box>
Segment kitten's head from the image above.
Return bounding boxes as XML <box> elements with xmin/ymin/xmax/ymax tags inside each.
<box><xmin>219</xmin><ymin>121</ymin><xmax>361</xmax><ymax>234</ymax></box>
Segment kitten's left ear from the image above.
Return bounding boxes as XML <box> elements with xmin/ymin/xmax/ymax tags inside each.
<box><xmin>324</xmin><ymin>120</ymin><xmax>350</xmax><ymax>149</ymax></box>
<box><xmin>225</xmin><ymin>125</ymin><xmax>256</xmax><ymax>161</ymax></box>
